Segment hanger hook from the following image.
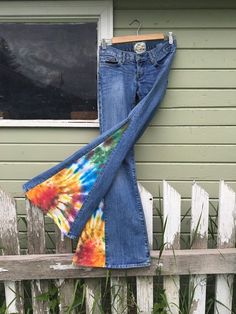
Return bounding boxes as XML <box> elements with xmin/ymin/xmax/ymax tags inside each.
<box><xmin>129</xmin><ymin>19</ymin><xmax>142</xmax><ymax>36</ymax></box>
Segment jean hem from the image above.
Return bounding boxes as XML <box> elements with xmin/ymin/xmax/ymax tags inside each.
<box><xmin>105</xmin><ymin>259</ymin><xmax>151</xmax><ymax>269</ymax></box>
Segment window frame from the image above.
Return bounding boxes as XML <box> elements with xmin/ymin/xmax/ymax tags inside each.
<box><xmin>0</xmin><ymin>0</ymin><xmax>113</xmax><ymax>127</ymax></box>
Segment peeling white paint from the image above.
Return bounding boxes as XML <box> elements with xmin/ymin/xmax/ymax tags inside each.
<box><xmin>218</xmin><ymin>180</ymin><xmax>236</xmax><ymax>245</ymax></box>
<box><xmin>163</xmin><ymin>180</ymin><xmax>181</xmax><ymax>248</ymax></box>
<box><xmin>0</xmin><ymin>268</ymin><xmax>8</xmax><ymax>272</ymax></box>
<box><xmin>199</xmin><ymin>278</ymin><xmax>207</xmax><ymax>286</ymax></box>
<box><xmin>191</xmin><ymin>182</ymin><xmax>209</xmax><ymax>238</ymax></box>
<box><xmin>215</xmin><ymin>181</ymin><xmax>236</xmax><ymax>313</ymax></box>
<box><xmin>50</xmin><ymin>263</ymin><xmax>76</xmax><ymax>270</ymax></box>
<box><xmin>215</xmin><ymin>274</ymin><xmax>234</xmax><ymax>313</ymax></box>
<box><xmin>163</xmin><ymin>181</ymin><xmax>181</xmax><ymax>314</ymax></box>
<box><xmin>4</xmin><ymin>281</ymin><xmax>18</xmax><ymax>313</ymax></box>
<box><xmin>136</xmin><ymin>183</ymin><xmax>154</xmax><ymax>314</ymax></box>
<box><xmin>190</xmin><ymin>183</ymin><xmax>209</xmax><ymax>314</ymax></box>
<box><xmin>0</xmin><ymin>189</ymin><xmax>20</xmax><ymax>255</ymax></box>
<box><xmin>36</xmin><ymin>280</ymin><xmax>42</xmax><ymax>294</ymax></box>
<box><xmin>58</xmin><ymin>279</ymin><xmax>65</xmax><ymax>286</ymax></box>
<box><xmin>0</xmin><ymin>189</ymin><xmax>22</xmax><ymax>313</ymax></box>
<box><xmin>136</xmin><ymin>277</ymin><xmax>153</xmax><ymax>314</ymax></box>
<box><xmin>138</xmin><ymin>182</ymin><xmax>153</xmax><ymax>248</ymax></box>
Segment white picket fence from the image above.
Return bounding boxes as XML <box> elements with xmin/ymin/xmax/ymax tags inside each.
<box><xmin>0</xmin><ymin>180</ymin><xmax>236</xmax><ymax>313</ymax></box>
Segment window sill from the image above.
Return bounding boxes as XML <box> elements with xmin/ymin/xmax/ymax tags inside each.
<box><xmin>0</xmin><ymin>119</ymin><xmax>100</xmax><ymax>128</ymax></box>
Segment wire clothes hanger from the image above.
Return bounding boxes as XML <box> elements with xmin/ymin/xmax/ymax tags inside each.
<box><xmin>109</xmin><ymin>19</ymin><xmax>173</xmax><ymax>45</ymax></box>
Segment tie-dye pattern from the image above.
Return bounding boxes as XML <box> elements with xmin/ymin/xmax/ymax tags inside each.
<box><xmin>73</xmin><ymin>201</ymin><xmax>105</xmax><ymax>267</ymax></box>
<box><xmin>26</xmin><ymin>124</ymin><xmax>127</xmax><ymax>237</ymax></box>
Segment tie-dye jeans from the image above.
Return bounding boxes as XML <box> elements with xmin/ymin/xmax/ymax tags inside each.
<box><xmin>23</xmin><ymin>39</ymin><xmax>176</xmax><ymax>269</ymax></box>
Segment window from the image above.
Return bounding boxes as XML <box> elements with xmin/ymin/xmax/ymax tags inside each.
<box><xmin>0</xmin><ymin>1</ymin><xmax>113</xmax><ymax>127</ymax></box>
<box><xmin>0</xmin><ymin>22</ymin><xmax>97</xmax><ymax>120</ymax></box>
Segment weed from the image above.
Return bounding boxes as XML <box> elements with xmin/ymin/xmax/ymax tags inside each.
<box><xmin>153</xmin><ymin>286</ymin><xmax>170</xmax><ymax>314</ymax></box>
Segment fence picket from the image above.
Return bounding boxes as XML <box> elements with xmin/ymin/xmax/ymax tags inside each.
<box><xmin>138</xmin><ymin>183</ymin><xmax>153</xmax><ymax>249</ymax></box>
<box><xmin>136</xmin><ymin>277</ymin><xmax>153</xmax><ymax>314</ymax></box>
<box><xmin>111</xmin><ymin>277</ymin><xmax>128</xmax><ymax>314</ymax></box>
<box><xmin>214</xmin><ymin>181</ymin><xmax>236</xmax><ymax>314</ymax></box>
<box><xmin>163</xmin><ymin>180</ymin><xmax>181</xmax><ymax>314</ymax></box>
<box><xmin>0</xmin><ymin>188</ymin><xmax>24</xmax><ymax>313</ymax></box>
<box><xmin>190</xmin><ymin>182</ymin><xmax>209</xmax><ymax>314</ymax></box>
<box><xmin>136</xmin><ymin>183</ymin><xmax>153</xmax><ymax>314</ymax></box>
<box><xmin>26</xmin><ymin>200</ymin><xmax>49</xmax><ymax>313</ymax></box>
<box><xmin>55</xmin><ymin>228</ymin><xmax>75</xmax><ymax>313</ymax></box>
<box><xmin>85</xmin><ymin>278</ymin><xmax>101</xmax><ymax>314</ymax></box>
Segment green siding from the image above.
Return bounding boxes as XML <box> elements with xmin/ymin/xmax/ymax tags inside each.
<box><xmin>0</xmin><ymin>1</ymin><xmax>235</xmax><ymax>250</ymax></box>
<box><xmin>1</xmin><ymin>162</ymin><xmax>236</xmax><ymax>181</ymax></box>
<box><xmin>1</xmin><ymin>143</ymin><xmax>236</xmax><ymax>162</ymax></box>
<box><xmin>114</xmin><ymin>9</ymin><xmax>236</xmax><ymax>28</ymax></box>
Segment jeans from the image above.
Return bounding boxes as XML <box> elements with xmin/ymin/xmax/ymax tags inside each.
<box><xmin>23</xmin><ymin>39</ymin><xmax>176</xmax><ymax>268</ymax></box>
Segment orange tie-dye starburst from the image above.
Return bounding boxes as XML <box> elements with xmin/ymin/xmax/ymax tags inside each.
<box><xmin>73</xmin><ymin>202</ymin><xmax>105</xmax><ymax>267</ymax></box>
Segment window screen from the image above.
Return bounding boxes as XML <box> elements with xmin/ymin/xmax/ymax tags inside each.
<box><xmin>0</xmin><ymin>22</ymin><xmax>97</xmax><ymax>120</ymax></box>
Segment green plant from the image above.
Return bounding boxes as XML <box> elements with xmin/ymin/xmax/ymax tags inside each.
<box><xmin>64</xmin><ymin>280</ymin><xmax>86</xmax><ymax>313</ymax></box>
<box><xmin>35</xmin><ymin>284</ymin><xmax>59</xmax><ymax>313</ymax></box>
<box><xmin>152</xmin><ymin>289</ymin><xmax>169</xmax><ymax>314</ymax></box>
<box><xmin>0</xmin><ymin>302</ymin><xmax>7</xmax><ymax>314</ymax></box>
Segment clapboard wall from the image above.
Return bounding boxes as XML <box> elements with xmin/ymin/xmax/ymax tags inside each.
<box><xmin>0</xmin><ymin>0</ymin><xmax>236</xmax><ymax>249</ymax></box>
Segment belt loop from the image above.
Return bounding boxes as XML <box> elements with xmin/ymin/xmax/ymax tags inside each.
<box><xmin>122</xmin><ymin>51</ymin><xmax>125</xmax><ymax>64</ymax></box>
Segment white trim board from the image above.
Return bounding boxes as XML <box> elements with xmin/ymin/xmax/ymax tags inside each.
<box><xmin>0</xmin><ymin>120</ymin><xmax>100</xmax><ymax>128</ymax></box>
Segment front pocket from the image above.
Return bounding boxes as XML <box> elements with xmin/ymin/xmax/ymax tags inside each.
<box><xmin>100</xmin><ymin>55</ymin><xmax>120</xmax><ymax>66</ymax></box>
<box><xmin>105</xmin><ymin>58</ymin><xmax>119</xmax><ymax>65</ymax></box>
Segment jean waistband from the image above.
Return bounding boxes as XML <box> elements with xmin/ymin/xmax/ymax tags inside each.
<box><xmin>99</xmin><ymin>39</ymin><xmax>177</xmax><ymax>63</ymax></box>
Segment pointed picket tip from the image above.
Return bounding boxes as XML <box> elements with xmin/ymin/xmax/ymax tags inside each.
<box><xmin>138</xmin><ymin>182</ymin><xmax>153</xmax><ymax>248</ymax></box>
<box><xmin>163</xmin><ymin>180</ymin><xmax>181</xmax><ymax>200</ymax></box>
<box><xmin>163</xmin><ymin>180</ymin><xmax>181</xmax><ymax>250</ymax></box>
<box><xmin>218</xmin><ymin>180</ymin><xmax>236</xmax><ymax>248</ymax></box>
<box><xmin>192</xmin><ymin>181</ymin><xmax>209</xmax><ymax>198</ymax></box>
<box><xmin>191</xmin><ymin>181</ymin><xmax>209</xmax><ymax>243</ymax></box>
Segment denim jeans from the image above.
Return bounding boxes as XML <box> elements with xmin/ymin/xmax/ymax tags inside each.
<box><xmin>23</xmin><ymin>39</ymin><xmax>176</xmax><ymax>268</ymax></box>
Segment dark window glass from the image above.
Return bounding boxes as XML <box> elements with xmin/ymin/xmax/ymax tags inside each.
<box><xmin>0</xmin><ymin>23</ymin><xmax>97</xmax><ymax>120</ymax></box>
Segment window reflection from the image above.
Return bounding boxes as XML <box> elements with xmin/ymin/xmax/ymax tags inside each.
<box><xmin>0</xmin><ymin>23</ymin><xmax>97</xmax><ymax>119</ymax></box>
